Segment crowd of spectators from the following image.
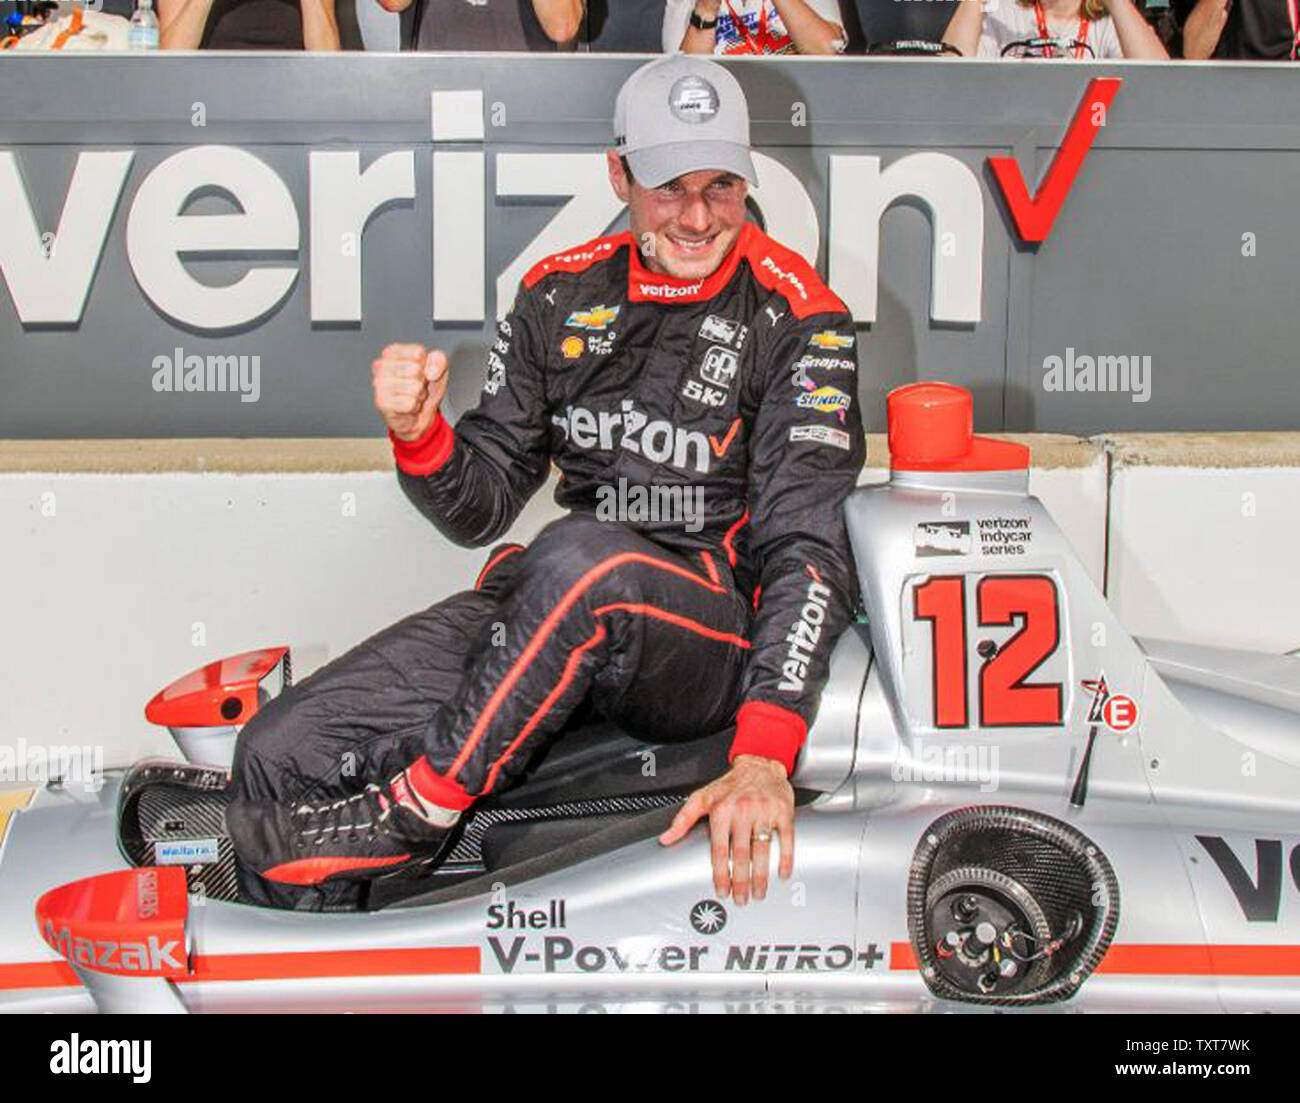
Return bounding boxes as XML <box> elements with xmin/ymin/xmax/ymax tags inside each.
<box><xmin>3</xmin><ymin>0</ymin><xmax>1297</xmax><ymax>60</ymax></box>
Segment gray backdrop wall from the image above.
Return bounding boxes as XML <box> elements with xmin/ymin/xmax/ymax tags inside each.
<box><xmin>1</xmin><ymin>55</ymin><xmax>1297</xmax><ymax>438</ymax></box>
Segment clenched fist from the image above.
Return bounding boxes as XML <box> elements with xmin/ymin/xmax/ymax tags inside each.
<box><xmin>371</xmin><ymin>344</ymin><xmax>449</xmax><ymax>443</ymax></box>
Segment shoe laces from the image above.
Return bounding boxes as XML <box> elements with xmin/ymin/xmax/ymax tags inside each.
<box><xmin>293</xmin><ymin>784</ymin><xmax>390</xmax><ymax>848</ymax></box>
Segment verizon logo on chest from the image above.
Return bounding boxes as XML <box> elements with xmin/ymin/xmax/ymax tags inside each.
<box><xmin>552</xmin><ymin>399</ymin><xmax>715</xmax><ymax>475</ymax></box>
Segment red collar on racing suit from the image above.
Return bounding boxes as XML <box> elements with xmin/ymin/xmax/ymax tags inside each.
<box><xmin>524</xmin><ymin>222</ymin><xmax>845</xmax><ymax>319</ymax></box>
<box><xmin>625</xmin><ymin>223</ymin><xmax>751</xmax><ymax>304</ymax></box>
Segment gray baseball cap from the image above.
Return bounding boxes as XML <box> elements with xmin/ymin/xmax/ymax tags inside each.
<box><xmin>613</xmin><ymin>55</ymin><xmax>757</xmax><ymax>189</ymax></box>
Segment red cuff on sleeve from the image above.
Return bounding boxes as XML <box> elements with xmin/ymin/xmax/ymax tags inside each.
<box><xmin>404</xmin><ymin>756</ymin><xmax>475</xmax><ymax>811</ymax></box>
<box><xmin>389</xmin><ymin>414</ymin><xmax>454</xmax><ymax>476</ymax></box>
<box><xmin>729</xmin><ymin>700</ymin><xmax>808</xmax><ymax>776</ymax></box>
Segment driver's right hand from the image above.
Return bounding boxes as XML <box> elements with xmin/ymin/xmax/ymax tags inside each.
<box><xmin>372</xmin><ymin>344</ymin><xmax>449</xmax><ymax>442</ymax></box>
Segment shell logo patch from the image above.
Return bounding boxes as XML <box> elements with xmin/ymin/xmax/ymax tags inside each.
<box><xmin>565</xmin><ymin>305</ymin><xmax>620</xmax><ymax>331</ymax></box>
<box><xmin>808</xmin><ymin>331</ymin><xmax>853</xmax><ymax>350</ymax></box>
<box><xmin>561</xmin><ymin>336</ymin><xmax>585</xmax><ymax>360</ymax></box>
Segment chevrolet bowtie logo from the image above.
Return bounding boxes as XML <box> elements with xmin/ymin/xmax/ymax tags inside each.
<box><xmin>565</xmin><ymin>304</ymin><xmax>621</xmax><ymax>331</ymax></box>
<box><xmin>808</xmin><ymin>331</ymin><xmax>853</xmax><ymax>350</ymax></box>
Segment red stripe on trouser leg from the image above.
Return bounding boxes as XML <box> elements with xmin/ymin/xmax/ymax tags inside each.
<box><xmin>263</xmin><ymin>854</ymin><xmax>412</xmax><ymax>885</ymax></box>
<box><xmin>478</xmin><ymin>602</ymin><xmax>751</xmax><ymax>795</ymax></box>
<box><xmin>592</xmin><ymin>603</ymin><xmax>751</xmax><ymax>649</ymax></box>
<box><xmin>479</xmin><ymin>625</ymin><xmax>607</xmax><ymax>795</ymax></box>
<box><xmin>722</xmin><ymin>511</ymin><xmax>749</xmax><ymax>567</ymax></box>
<box><xmin>446</xmin><ymin>551</ymin><xmax>725</xmax><ymax>780</ymax></box>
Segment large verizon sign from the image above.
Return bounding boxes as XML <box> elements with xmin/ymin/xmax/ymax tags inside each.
<box><xmin>0</xmin><ymin>79</ymin><xmax>1114</xmax><ymax>334</ymax></box>
<box><xmin>0</xmin><ymin>142</ymin><xmax>982</xmax><ymax>329</ymax></box>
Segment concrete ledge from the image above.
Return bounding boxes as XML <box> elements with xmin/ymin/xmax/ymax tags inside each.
<box><xmin>990</xmin><ymin>433</ymin><xmax>1099</xmax><ymax>470</ymax></box>
<box><xmin>0</xmin><ymin>438</ymin><xmax>394</xmax><ymax>474</ymax></box>
<box><xmin>0</xmin><ymin>433</ymin><xmax>1100</xmax><ymax>474</ymax></box>
<box><xmin>1099</xmin><ymin>432</ymin><xmax>1300</xmax><ymax>469</ymax></box>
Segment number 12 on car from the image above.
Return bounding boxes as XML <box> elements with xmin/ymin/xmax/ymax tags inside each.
<box><xmin>902</xmin><ymin>572</ymin><xmax>1071</xmax><ymax>732</ymax></box>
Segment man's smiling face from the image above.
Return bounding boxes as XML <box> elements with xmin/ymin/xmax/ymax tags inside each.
<box><xmin>608</xmin><ymin>153</ymin><xmax>750</xmax><ymax>282</ymax></box>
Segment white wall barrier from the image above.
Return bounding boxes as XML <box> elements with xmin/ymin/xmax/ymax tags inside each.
<box><xmin>1</xmin><ymin>433</ymin><xmax>1294</xmax><ymax>770</ymax></box>
<box><xmin>1104</xmin><ymin>434</ymin><xmax>1300</xmax><ymax>655</ymax></box>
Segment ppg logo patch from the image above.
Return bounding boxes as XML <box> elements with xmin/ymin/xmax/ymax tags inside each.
<box><xmin>669</xmin><ymin>76</ymin><xmax>719</xmax><ymax>124</ymax></box>
<box><xmin>699</xmin><ymin>346</ymin><xmax>739</xmax><ymax>387</ymax></box>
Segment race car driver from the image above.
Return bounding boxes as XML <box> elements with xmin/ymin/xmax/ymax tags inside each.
<box><xmin>226</xmin><ymin>54</ymin><xmax>866</xmax><ymax>912</ymax></box>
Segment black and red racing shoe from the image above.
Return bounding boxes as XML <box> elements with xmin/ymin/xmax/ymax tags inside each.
<box><xmin>228</xmin><ymin>763</ymin><xmax>462</xmax><ymax>889</ymax></box>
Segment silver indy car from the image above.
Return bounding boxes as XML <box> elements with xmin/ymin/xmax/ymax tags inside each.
<box><xmin>2</xmin><ymin>381</ymin><xmax>1298</xmax><ymax>1014</ymax></box>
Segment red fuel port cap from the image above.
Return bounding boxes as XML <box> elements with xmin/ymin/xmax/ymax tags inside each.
<box><xmin>888</xmin><ymin>383</ymin><xmax>1028</xmax><ymax>473</ymax></box>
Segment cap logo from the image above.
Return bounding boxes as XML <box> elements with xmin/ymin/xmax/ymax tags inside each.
<box><xmin>668</xmin><ymin>76</ymin><xmax>720</xmax><ymax>124</ymax></box>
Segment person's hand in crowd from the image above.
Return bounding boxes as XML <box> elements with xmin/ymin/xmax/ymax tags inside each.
<box><xmin>157</xmin><ymin>0</ymin><xmax>217</xmax><ymax>49</ymax></box>
<box><xmin>1181</xmin><ymin>0</ymin><xmax>1231</xmax><ymax>57</ymax></box>
<box><xmin>681</xmin><ymin>0</ymin><xmax>845</xmax><ymax>55</ymax></box>
<box><xmin>941</xmin><ymin>0</ymin><xmax>986</xmax><ymax>56</ymax></box>
<box><xmin>159</xmin><ymin>0</ymin><xmax>338</xmax><ymax>49</ymax></box>
<box><xmin>1100</xmin><ymin>0</ymin><xmax>1170</xmax><ymax>57</ymax></box>
<box><xmin>772</xmin><ymin>0</ymin><xmax>847</xmax><ymax>53</ymax></box>
<box><xmin>533</xmin><ymin>0</ymin><xmax>585</xmax><ymax>44</ymax></box>
<box><xmin>300</xmin><ymin>0</ymin><xmax>340</xmax><ymax>50</ymax></box>
<box><xmin>680</xmin><ymin>0</ymin><xmax>723</xmax><ymax>52</ymax></box>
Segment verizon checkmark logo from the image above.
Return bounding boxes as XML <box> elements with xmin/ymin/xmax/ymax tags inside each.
<box><xmin>709</xmin><ymin>418</ymin><xmax>742</xmax><ymax>458</ymax></box>
<box><xmin>988</xmin><ymin>78</ymin><xmax>1121</xmax><ymax>244</ymax></box>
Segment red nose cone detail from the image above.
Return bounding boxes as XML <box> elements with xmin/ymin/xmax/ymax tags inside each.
<box><xmin>35</xmin><ymin>868</ymin><xmax>189</xmax><ymax>978</ymax></box>
<box><xmin>887</xmin><ymin>382</ymin><xmax>1029</xmax><ymax>473</ymax></box>
<box><xmin>145</xmin><ymin>646</ymin><xmax>288</xmax><ymax>729</ymax></box>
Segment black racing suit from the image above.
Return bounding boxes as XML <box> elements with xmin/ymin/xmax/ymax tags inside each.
<box><xmin>229</xmin><ymin>222</ymin><xmax>865</xmax><ymax>909</ymax></box>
